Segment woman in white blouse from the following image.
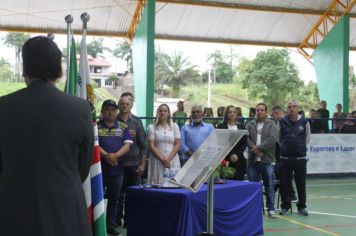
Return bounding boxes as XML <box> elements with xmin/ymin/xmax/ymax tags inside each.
<box><xmin>147</xmin><ymin>104</ymin><xmax>181</xmax><ymax>185</ymax></box>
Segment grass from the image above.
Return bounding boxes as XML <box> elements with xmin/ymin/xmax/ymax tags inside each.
<box><xmin>0</xmin><ymin>82</ymin><xmax>116</xmax><ymax>115</ymax></box>
<box><xmin>180</xmin><ymin>82</ymin><xmax>256</xmax><ymax>116</ymax></box>
<box><xmin>0</xmin><ymin>82</ymin><xmax>26</xmax><ymax>96</ymax></box>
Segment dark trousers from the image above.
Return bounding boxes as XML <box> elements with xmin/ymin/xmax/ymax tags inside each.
<box><xmin>230</xmin><ymin>157</ymin><xmax>245</xmax><ymax>180</ymax></box>
<box><xmin>279</xmin><ymin>158</ymin><xmax>307</xmax><ymax>210</ymax></box>
<box><xmin>104</xmin><ymin>175</ymin><xmax>123</xmax><ymax>230</ymax></box>
<box><xmin>117</xmin><ymin>166</ymin><xmax>139</xmax><ymax>226</ymax></box>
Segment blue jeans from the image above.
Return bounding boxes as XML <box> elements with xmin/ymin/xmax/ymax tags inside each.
<box><xmin>104</xmin><ymin>175</ymin><xmax>123</xmax><ymax>230</ymax></box>
<box><xmin>248</xmin><ymin>162</ymin><xmax>275</xmax><ymax>211</ymax></box>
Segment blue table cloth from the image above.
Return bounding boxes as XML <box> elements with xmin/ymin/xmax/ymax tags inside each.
<box><xmin>126</xmin><ymin>180</ymin><xmax>263</xmax><ymax>236</ymax></box>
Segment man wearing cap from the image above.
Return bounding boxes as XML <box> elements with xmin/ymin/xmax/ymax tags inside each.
<box><xmin>98</xmin><ymin>99</ymin><xmax>133</xmax><ymax>235</ymax></box>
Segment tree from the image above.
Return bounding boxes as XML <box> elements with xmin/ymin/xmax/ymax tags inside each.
<box><xmin>3</xmin><ymin>33</ymin><xmax>30</xmax><ymax>82</ymax></box>
<box><xmin>62</xmin><ymin>40</ymin><xmax>81</xmax><ymax>59</ymax></box>
<box><xmin>0</xmin><ymin>58</ymin><xmax>14</xmax><ymax>82</ymax></box>
<box><xmin>239</xmin><ymin>49</ymin><xmax>303</xmax><ymax>108</ymax></box>
<box><xmin>87</xmin><ymin>37</ymin><xmax>109</xmax><ymax>58</ymax></box>
<box><xmin>155</xmin><ymin>50</ymin><xmax>201</xmax><ymax>98</ymax></box>
<box><xmin>297</xmin><ymin>81</ymin><xmax>320</xmax><ymax>112</ymax></box>
<box><xmin>205</xmin><ymin>50</ymin><xmax>236</xmax><ymax>83</ymax></box>
<box><xmin>112</xmin><ymin>41</ymin><xmax>133</xmax><ymax>72</ymax></box>
<box><xmin>349</xmin><ymin>66</ymin><xmax>356</xmax><ymax>88</ymax></box>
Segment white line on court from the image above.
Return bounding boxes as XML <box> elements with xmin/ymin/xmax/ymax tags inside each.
<box><xmin>307</xmin><ymin>183</ymin><xmax>356</xmax><ymax>187</ymax></box>
<box><xmin>308</xmin><ymin>211</ymin><xmax>356</xmax><ymax>219</ymax></box>
<box><xmin>307</xmin><ymin>195</ymin><xmax>356</xmax><ymax>200</ymax></box>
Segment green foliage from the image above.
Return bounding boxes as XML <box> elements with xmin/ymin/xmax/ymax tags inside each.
<box><xmin>181</xmin><ymin>82</ymin><xmax>255</xmax><ymax>116</ymax></box>
<box><xmin>204</xmin><ymin>50</ymin><xmax>236</xmax><ymax>83</ymax></box>
<box><xmin>3</xmin><ymin>33</ymin><xmax>30</xmax><ymax>49</ymax></box>
<box><xmin>87</xmin><ymin>38</ymin><xmax>110</xmax><ymax>58</ymax></box>
<box><xmin>2</xmin><ymin>32</ymin><xmax>30</xmax><ymax>82</ymax></box>
<box><xmin>213</xmin><ymin>165</ymin><xmax>236</xmax><ymax>179</ymax></box>
<box><xmin>155</xmin><ymin>50</ymin><xmax>201</xmax><ymax>98</ymax></box>
<box><xmin>239</xmin><ymin>49</ymin><xmax>304</xmax><ymax>108</ymax></box>
<box><xmin>350</xmin><ymin>88</ymin><xmax>356</xmax><ymax>111</ymax></box>
<box><xmin>112</xmin><ymin>41</ymin><xmax>133</xmax><ymax>72</ymax></box>
<box><xmin>62</xmin><ymin>39</ymin><xmax>81</xmax><ymax>59</ymax></box>
<box><xmin>297</xmin><ymin>81</ymin><xmax>320</xmax><ymax>112</ymax></box>
<box><xmin>107</xmin><ymin>74</ymin><xmax>119</xmax><ymax>82</ymax></box>
<box><xmin>0</xmin><ymin>82</ymin><xmax>26</xmax><ymax>96</ymax></box>
<box><xmin>349</xmin><ymin>66</ymin><xmax>356</xmax><ymax>88</ymax></box>
<box><xmin>0</xmin><ymin>58</ymin><xmax>14</xmax><ymax>82</ymax></box>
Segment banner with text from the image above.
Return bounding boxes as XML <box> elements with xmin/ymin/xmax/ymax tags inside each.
<box><xmin>307</xmin><ymin>134</ymin><xmax>356</xmax><ymax>174</ymax></box>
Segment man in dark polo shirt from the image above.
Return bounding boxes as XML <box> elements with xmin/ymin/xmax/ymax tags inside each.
<box><xmin>98</xmin><ymin>99</ymin><xmax>133</xmax><ymax>236</ymax></box>
<box><xmin>118</xmin><ymin>92</ymin><xmax>145</xmax><ymax>137</ymax></box>
<box><xmin>116</xmin><ymin>96</ymin><xmax>147</xmax><ymax>227</ymax></box>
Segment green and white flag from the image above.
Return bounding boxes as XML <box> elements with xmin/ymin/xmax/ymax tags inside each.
<box><xmin>64</xmin><ymin>37</ymin><xmax>77</xmax><ymax>96</ymax></box>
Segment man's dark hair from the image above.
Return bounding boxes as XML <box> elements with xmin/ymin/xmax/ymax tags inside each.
<box><xmin>120</xmin><ymin>92</ymin><xmax>134</xmax><ymax>99</ymax></box>
<box><xmin>22</xmin><ymin>36</ymin><xmax>62</xmax><ymax>81</ymax></box>
<box><xmin>249</xmin><ymin>107</ymin><xmax>256</xmax><ymax>113</ymax></box>
<box><xmin>256</xmin><ymin>103</ymin><xmax>268</xmax><ymax>111</ymax></box>
<box><xmin>271</xmin><ymin>105</ymin><xmax>281</xmax><ymax>111</ymax></box>
<box><xmin>310</xmin><ymin>109</ymin><xmax>317</xmax><ymax>112</ymax></box>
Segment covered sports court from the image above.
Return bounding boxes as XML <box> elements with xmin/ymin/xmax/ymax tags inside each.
<box><xmin>1</xmin><ymin>1</ymin><xmax>356</xmax><ymax>235</ymax></box>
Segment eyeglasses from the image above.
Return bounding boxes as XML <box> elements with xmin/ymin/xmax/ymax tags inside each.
<box><xmin>288</xmin><ymin>105</ymin><xmax>298</xmax><ymax>108</ymax></box>
<box><xmin>256</xmin><ymin>109</ymin><xmax>265</xmax><ymax>112</ymax></box>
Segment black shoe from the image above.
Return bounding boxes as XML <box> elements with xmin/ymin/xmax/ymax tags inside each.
<box><xmin>297</xmin><ymin>208</ymin><xmax>309</xmax><ymax>216</ymax></box>
<box><xmin>279</xmin><ymin>208</ymin><xmax>289</xmax><ymax>215</ymax></box>
<box><xmin>123</xmin><ymin>222</ymin><xmax>127</xmax><ymax>228</ymax></box>
<box><xmin>107</xmin><ymin>227</ymin><xmax>120</xmax><ymax>236</ymax></box>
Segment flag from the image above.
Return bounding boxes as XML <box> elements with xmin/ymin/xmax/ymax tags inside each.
<box><xmin>64</xmin><ymin>37</ymin><xmax>77</xmax><ymax>96</ymax></box>
<box><xmin>78</xmin><ymin>27</ymin><xmax>107</xmax><ymax>236</ymax></box>
<box><xmin>78</xmin><ymin>26</ymin><xmax>89</xmax><ymax>100</ymax></box>
<box><xmin>65</xmin><ymin>29</ymin><xmax>106</xmax><ymax>236</ymax></box>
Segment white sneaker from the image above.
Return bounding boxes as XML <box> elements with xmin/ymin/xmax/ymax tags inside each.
<box><xmin>268</xmin><ymin>210</ymin><xmax>277</xmax><ymax>219</ymax></box>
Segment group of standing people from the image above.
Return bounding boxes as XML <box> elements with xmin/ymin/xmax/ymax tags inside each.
<box><xmin>244</xmin><ymin>100</ymin><xmax>310</xmax><ymax>218</ymax></box>
<box><xmin>309</xmin><ymin>101</ymin><xmax>356</xmax><ymax>133</ymax></box>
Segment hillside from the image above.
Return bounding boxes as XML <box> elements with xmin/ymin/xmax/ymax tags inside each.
<box><xmin>0</xmin><ymin>82</ymin><xmax>256</xmax><ymax>116</ymax></box>
<box><xmin>0</xmin><ymin>82</ymin><xmax>117</xmax><ymax>114</ymax></box>
<box><xmin>178</xmin><ymin>82</ymin><xmax>256</xmax><ymax>116</ymax></box>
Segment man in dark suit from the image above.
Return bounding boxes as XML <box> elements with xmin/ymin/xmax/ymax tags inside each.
<box><xmin>0</xmin><ymin>36</ymin><xmax>94</xmax><ymax>236</ymax></box>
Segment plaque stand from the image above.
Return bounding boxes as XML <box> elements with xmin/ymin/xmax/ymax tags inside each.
<box><xmin>197</xmin><ymin>175</ymin><xmax>214</xmax><ymax>236</ymax></box>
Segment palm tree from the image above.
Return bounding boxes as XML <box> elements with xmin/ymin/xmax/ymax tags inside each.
<box><xmin>112</xmin><ymin>40</ymin><xmax>133</xmax><ymax>72</ymax></box>
<box><xmin>87</xmin><ymin>37</ymin><xmax>109</xmax><ymax>58</ymax></box>
<box><xmin>3</xmin><ymin>33</ymin><xmax>30</xmax><ymax>82</ymax></box>
<box><xmin>0</xmin><ymin>57</ymin><xmax>14</xmax><ymax>82</ymax></box>
<box><xmin>155</xmin><ymin>50</ymin><xmax>201</xmax><ymax>98</ymax></box>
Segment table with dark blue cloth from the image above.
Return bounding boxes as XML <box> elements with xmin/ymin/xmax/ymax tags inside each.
<box><xmin>126</xmin><ymin>180</ymin><xmax>263</xmax><ymax>236</ymax></box>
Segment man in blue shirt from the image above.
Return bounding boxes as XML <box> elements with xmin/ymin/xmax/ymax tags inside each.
<box><xmin>180</xmin><ymin>105</ymin><xmax>214</xmax><ymax>164</ymax></box>
<box><xmin>98</xmin><ymin>99</ymin><xmax>132</xmax><ymax>235</ymax></box>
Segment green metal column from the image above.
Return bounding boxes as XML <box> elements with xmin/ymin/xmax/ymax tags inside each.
<box><xmin>132</xmin><ymin>0</ymin><xmax>155</xmax><ymax>126</ymax></box>
<box><xmin>312</xmin><ymin>15</ymin><xmax>350</xmax><ymax>114</ymax></box>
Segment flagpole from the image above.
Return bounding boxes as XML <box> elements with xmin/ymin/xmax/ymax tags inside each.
<box><xmin>81</xmin><ymin>12</ymin><xmax>90</xmax><ymax>31</ymax></box>
<box><xmin>65</xmin><ymin>15</ymin><xmax>73</xmax><ymax>83</ymax></box>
